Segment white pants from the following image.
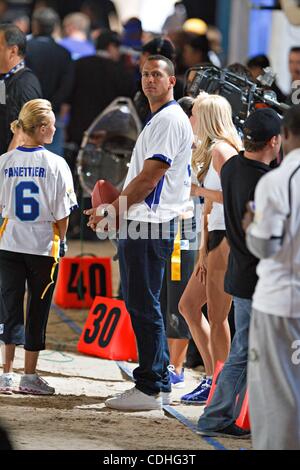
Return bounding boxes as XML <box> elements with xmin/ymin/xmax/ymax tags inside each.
<box><xmin>248</xmin><ymin>309</ymin><xmax>300</xmax><ymax>450</ymax></box>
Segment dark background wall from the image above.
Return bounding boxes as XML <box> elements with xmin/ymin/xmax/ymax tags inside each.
<box><xmin>183</xmin><ymin>0</ymin><xmax>217</xmax><ymax>25</ymax></box>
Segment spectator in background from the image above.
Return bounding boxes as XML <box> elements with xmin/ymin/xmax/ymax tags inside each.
<box><xmin>288</xmin><ymin>46</ymin><xmax>300</xmax><ymax>104</ymax></box>
<box><xmin>0</xmin><ymin>1</ymin><xmax>8</xmax><ymax>20</ymax></box>
<box><xmin>81</xmin><ymin>0</ymin><xmax>120</xmax><ymax>38</ymax></box>
<box><xmin>162</xmin><ymin>1</ymin><xmax>187</xmax><ymax>35</ymax></box>
<box><xmin>206</xmin><ymin>25</ymin><xmax>223</xmax><ymax>67</ymax></box>
<box><xmin>226</xmin><ymin>62</ymin><xmax>253</xmax><ymax>81</ymax></box>
<box><xmin>182</xmin><ymin>34</ymin><xmax>211</xmax><ymax>70</ymax></box>
<box><xmin>67</xmin><ymin>30</ymin><xmax>135</xmax><ymax>148</ymax></box>
<box><xmin>0</xmin><ymin>23</ymin><xmax>41</xmax><ymax>155</ymax></box>
<box><xmin>247</xmin><ymin>54</ymin><xmax>286</xmax><ymax>103</ymax></box>
<box><xmin>59</xmin><ymin>12</ymin><xmax>95</xmax><ymax>60</ymax></box>
<box><xmin>96</xmin><ymin>29</ymin><xmax>122</xmax><ymax>62</ymax></box>
<box><xmin>121</xmin><ymin>17</ymin><xmax>142</xmax><ymax>51</ymax></box>
<box><xmin>26</xmin><ymin>7</ymin><xmax>74</xmax><ymax>154</ymax></box>
<box><xmin>11</xmin><ymin>12</ymin><xmax>30</xmax><ymax>34</ymax></box>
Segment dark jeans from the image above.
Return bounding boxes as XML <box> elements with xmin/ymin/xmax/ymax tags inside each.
<box><xmin>198</xmin><ymin>297</ymin><xmax>252</xmax><ymax>431</ymax></box>
<box><xmin>118</xmin><ymin>219</ymin><xmax>176</xmax><ymax>396</ymax></box>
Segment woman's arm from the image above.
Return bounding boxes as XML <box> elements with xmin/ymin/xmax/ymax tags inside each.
<box><xmin>194</xmin><ymin>185</ymin><xmax>223</xmax><ymax>204</ymax></box>
<box><xmin>195</xmin><ymin>199</ymin><xmax>211</xmax><ymax>283</ymax></box>
<box><xmin>56</xmin><ymin>216</ymin><xmax>69</xmax><ymax>240</ymax></box>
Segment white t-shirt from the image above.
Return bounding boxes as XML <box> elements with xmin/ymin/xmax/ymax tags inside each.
<box><xmin>123</xmin><ymin>100</ymin><xmax>194</xmax><ymax>223</ymax></box>
<box><xmin>204</xmin><ymin>159</ymin><xmax>225</xmax><ymax>231</ymax></box>
<box><xmin>248</xmin><ymin>149</ymin><xmax>300</xmax><ymax>318</ymax></box>
<box><xmin>0</xmin><ymin>146</ymin><xmax>78</xmax><ymax>257</ymax></box>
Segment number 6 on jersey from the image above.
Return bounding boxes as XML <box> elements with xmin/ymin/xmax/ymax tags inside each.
<box><xmin>15</xmin><ymin>181</ymin><xmax>39</xmax><ymax>221</ymax></box>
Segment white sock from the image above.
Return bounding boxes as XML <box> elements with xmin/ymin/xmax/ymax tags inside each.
<box><xmin>23</xmin><ymin>374</ymin><xmax>36</xmax><ymax>378</ymax></box>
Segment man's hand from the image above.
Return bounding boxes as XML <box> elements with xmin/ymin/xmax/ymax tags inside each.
<box><xmin>83</xmin><ymin>208</ymin><xmax>103</xmax><ymax>231</ymax></box>
<box><xmin>242</xmin><ymin>201</ymin><xmax>255</xmax><ymax>232</ymax></box>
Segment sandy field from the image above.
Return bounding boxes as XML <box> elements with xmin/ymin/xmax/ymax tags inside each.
<box><xmin>0</xmin><ymin>240</ymin><xmax>252</xmax><ymax>451</ymax></box>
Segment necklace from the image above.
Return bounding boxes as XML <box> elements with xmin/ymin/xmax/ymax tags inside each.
<box><xmin>22</xmin><ymin>144</ymin><xmax>43</xmax><ymax>147</ymax></box>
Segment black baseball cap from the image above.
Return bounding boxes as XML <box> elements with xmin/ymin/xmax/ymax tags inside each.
<box><xmin>141</xmin><ymin>37</ymin><xmax>175</xmax><ymax>61</ymax></box>
<box><xmin>243</xmin><ymin>108</ymin><xmax>281</xmax><ymax>142</ymax></box>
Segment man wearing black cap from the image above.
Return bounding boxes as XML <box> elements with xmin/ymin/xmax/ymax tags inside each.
<box><xmin>198</xmin><ymin>108</ymin><xmax>281</xmax><ymax>439</ymax></box>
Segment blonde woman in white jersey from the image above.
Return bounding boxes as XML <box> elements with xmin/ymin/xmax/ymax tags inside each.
<box><xmin>179</xmin><ymin>94</ymin><xmax>242</xmax><ymax>404</ymax></box>
<box><xmin>0</xmin><ymin>99</ymin><xmax>77</xmax><ymax>395</ymax></box>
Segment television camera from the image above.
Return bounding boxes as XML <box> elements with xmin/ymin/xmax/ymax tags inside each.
<box><xmin>184</xmin><ymin>65</ymin><xmax>289</xmax><ymax>130</ymax></box>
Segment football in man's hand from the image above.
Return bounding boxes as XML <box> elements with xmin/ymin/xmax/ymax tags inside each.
<box><xmin>91</xmin><ymin>180</ymin><xmax>120</xmax><ymax>208</ymax></box>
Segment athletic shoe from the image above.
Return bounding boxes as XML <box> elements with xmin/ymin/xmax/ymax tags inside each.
<box><xmin>167</xmin><ymin>365</ymin><xmax>185</xmax><ymax>388</ymax></box>
<box><xmin>0</xmin><ymin>374</ymin><xmax>14</xmax><ymax>395</ymax></box>
<box><xmin>105</xmin><ymin>387</ymin><xmax>162</xmax><ymax>411</ymax></box>
<box><xmin>161</xmin><ymin>391</ymin><xmax>173</xmax><ymax>405</ymax></box>
<box><xmin>19</xmin><ymin>374</ymin><xmax>55</xmax><ymax>395</ymax></box>
<box><xmin>181</xmin><ymin>377</ymin><xmax>212</xmax><ymax>405</ymax></box>
<box><xmin>197</xmin><ymin>423</ymin><xmax>251</xmax><ymax>439</ymax></box>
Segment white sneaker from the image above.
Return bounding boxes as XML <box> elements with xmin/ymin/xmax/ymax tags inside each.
<box><xmin>105</xmin><ymin>387</ymin><xmax>162</xmax><ymax>411</ymax></box>
<box><xmin>0</xmin><ymin>373</ymin><xmax>14</xmax><ymax>395</ymax></box>
<box><xmin>161</xmin><ymin>391</ymin><xmax>173</xmax><ymax>405</ymax></box>
<box><xmin>19</xmin><ymin>374</ymin><xmax>55</xmax><ymax>395</ymax></box>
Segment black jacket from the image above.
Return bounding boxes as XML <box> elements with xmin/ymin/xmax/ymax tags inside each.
<box><xmin>0</xmin><ymin>67</ymin><xmax>42</xmax><ymax>155</ymax></box>
<box><xmin>26</xmin><ymin>36</ymin><xmax>74</xmax><ymax>113</ymax></box>
<box><xmin>221</xmin><ymin>152</ymin><xmax>271</xmax><ymax>298</ymax></box>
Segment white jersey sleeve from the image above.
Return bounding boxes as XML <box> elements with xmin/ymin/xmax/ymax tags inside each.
<box><xmin>248</xmin><ymin>171</ymin><xmax>288</xmax><ymax>240</ymax></box>
<box><xmin>145</xmin><ymin>115</ymin><xmax>182</xmax><ymax>166</ymax></box>
<box><xmin>51</xmin><ymin>158</ymin><xmax>78</xmax><ymax>221</ymax></box>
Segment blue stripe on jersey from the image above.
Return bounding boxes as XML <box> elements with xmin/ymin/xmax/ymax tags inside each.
<box><xmin>148</xmin><ymin>154</ymin><xmax>172</xmax><ymax>166</ymax></box>
<box><xmin>152</xmin><ymin>100</ymin><xmax>178</xmax><ymax>118</ymax></box>
<box><xmin>146</xmin><ymin>100</ymin><xmax>179</xmax><ymax>125</ymax></box>
<box><xmin>17</xmin><ymin>146</ymin><xmax>44</xmax><ymax>152</ymax></box>
<box><xmin>145</xmin><ymin>175</ymin><xmax>165</xmax><ymax>211</ymax></box>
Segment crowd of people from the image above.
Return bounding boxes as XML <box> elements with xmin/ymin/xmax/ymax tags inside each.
<box><xmin>0</xmin><ymin>0</ymin><xmax>299</xmax><ymax>452</ymax></box>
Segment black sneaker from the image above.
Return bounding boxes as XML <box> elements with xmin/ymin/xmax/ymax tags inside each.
<box><xmin>197</xmin><ymin>423</ymin><xmax>251</xmax><ymax>439</ymax></box>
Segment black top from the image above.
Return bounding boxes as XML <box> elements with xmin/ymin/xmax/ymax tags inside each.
<box><xmin>67</xmin><ymin>55</ymin><xmax>135</xmax><ymax>145</ymax></box>
<box><xmin>25</xmin><ymin>36</ymin><xmax>74</xmax><ymax>113</ymax></box>
<box><xmin>221</xmin><ymin>152</ymin><xmax>271</xmax><ymax>299</ymax></box>
<box><xmin>0</xmin><ymin>67</ymin><xmax>42</xmax><ymax>155</ymax></box>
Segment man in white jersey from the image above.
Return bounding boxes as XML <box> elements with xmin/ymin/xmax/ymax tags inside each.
<box><xmin>246</xmin><ymin>104</ymin><xmax>300</xmax><ymax>449</ymax></box>
<box><xmin>85</xmin><ymin>55</ymin><xmax>193</xmax><ymax>411</ymax></box>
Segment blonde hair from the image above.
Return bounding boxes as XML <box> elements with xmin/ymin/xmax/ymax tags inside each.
<box><xmin>11</xmin><ymin>99</ymin><xmax>53</xmax><ymax>136</ymax></box>
<box><xmin>192</xmin><ymin>94</ymin><xmax>242</xmax><ymax>182</ymax></box>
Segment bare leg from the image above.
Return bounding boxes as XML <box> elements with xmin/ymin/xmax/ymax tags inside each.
<box><xmin>179</xmin><ymin>271</ymin><xmax>213</xmax><ymax>376</ymax></box>
<box><xmin>3</xmin><ymin>345</ymin><xmax>16</xmax><ymax>373</ymax></box>
<box><xmin>1</xmin><ymin>343</ymin><xmax>5</xmax><ymax>366</ymax></box>
<box><xmin>24</xmin><ymin>351</ymin><xmax>39</xmax><ymax>375</ymax></box>
<box><xmin>167</xmin><ymin>338</ymin><xmax>189</xmax><ymax>374</ymax></box>
<box><xmin>207</xmin><ymin>238</ymin><xmax>232</xmax><ymax>368</ymax></box>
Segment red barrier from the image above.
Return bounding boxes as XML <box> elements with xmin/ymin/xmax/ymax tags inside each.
<box><xmin>77</xmin><ymin>296</ymin><xmax>138</xmax><ymax>362</ymax></box>
<box><xmin>206</xmin><ymin>361</ymin><xmax>224</xmax><ymax>405</ymax></box>
<box><xmin>54</xmin><ymin>257</ymin><xmax>112</xmax><ymax>308</ymax></box>
<box><xmin>235</xmin><ymin>389</ymin><xmax>251</xmax><ymax>430</ymax></box>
